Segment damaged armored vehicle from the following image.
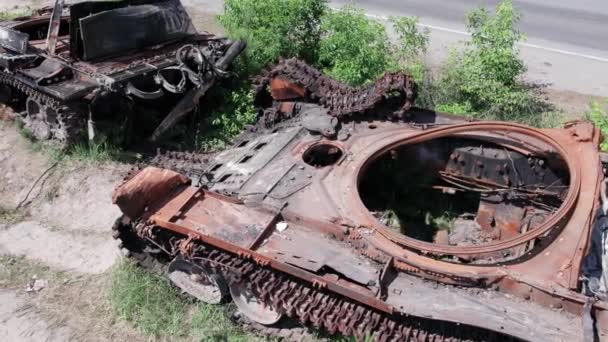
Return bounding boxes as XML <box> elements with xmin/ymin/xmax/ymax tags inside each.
<box><xmin>112</xmin><ymin>59</ymin><xmax>608</xmax><ymax>341</ymax></box>
<box><xmin>0</xmin><ymin>0</ymin><xmax>244</xmax><ymax>147</ymax></box>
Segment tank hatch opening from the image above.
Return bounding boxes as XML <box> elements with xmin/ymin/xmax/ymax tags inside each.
<box><xmin>358</xmin><ymin>137</ymin><xmax>570</xmax><ymax>263</ymax></box>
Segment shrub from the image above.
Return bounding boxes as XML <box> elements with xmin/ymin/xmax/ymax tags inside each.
<box><xmin>219</xmin><ymin>0</ymin><xmax>326</xmax><ymax>74</ymax></box>
<box><xmin>197</xmin><ymin>85</ymin><xmax>257</xmax><ymax>151</ymax></box>
<box><xmin>585</xmin><ymin>100</ymin><xmax>608</xmax><ymax>151</ymax></box>
<box><xmin>318</xmin><ymin>6</ymin><xmax>394</xmax><ymax>86</ymax></box>
<box><xmin>435</xmin><ymin>0</ymin><xmax>551</xmax><ymax>126</ymax></box>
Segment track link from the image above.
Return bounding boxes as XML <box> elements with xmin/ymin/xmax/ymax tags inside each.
<box><xmin>252</xmin><ymin>58</ymin><xmax>417</xmax><ymax>121</ymax></box>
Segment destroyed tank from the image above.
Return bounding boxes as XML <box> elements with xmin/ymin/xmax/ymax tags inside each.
<box><xmin>112</xmin><ymin>60</ymin><xmax>608</xmax><ymax>341</ymax></box>
<box><xmin>0</xmin><ymin>0</ymin><xmax>244</xmax><ymax>147</ymax></box>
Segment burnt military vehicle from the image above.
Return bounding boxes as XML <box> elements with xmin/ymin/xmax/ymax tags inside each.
<box><xmin>0</xmin><ymin>0</ymin><xmax>244</xmax><ymax>147</ymax></box>
<box><xmin>112</xmin><ymin>60</ymin><xmax>608</xmax><ymax>341</ymax></box>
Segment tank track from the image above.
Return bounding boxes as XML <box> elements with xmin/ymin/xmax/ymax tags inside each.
<box><xmin>112</xmin><ymin>218</ymin><xmax>511</xmax><ymax>342</ymax></box>
<box><xmin>0</xmin><ymin>71</ymin><xmax>85</xmax><ymax>147</ymax></box>
<box><xmin>252</xmin><ymin>58</ymin><xmax>417</xmax><ymax>120</ymax></box>
<box><xmin>142</xmin><ymin>149</ymin><xmax>215</xmax><ymax>185</ymax></box>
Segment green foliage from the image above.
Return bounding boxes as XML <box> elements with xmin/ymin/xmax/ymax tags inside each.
<box><xmin>435</xmin><ymin>102</ymin><xmax>476</xmax><ymax>116</ymax></box>
<box><xmin>66</xmin><ymin>141</ymin><xmax>120</xmax><ymax>164</ymax></box>
<box><xmin>435</xmin><ymin>0</ymin><xmax>551</xmax><ymax>126</ymax></box>
<box><xmin>219</xmin><ymin>0</ymin><xmax>326</xmax><ymax>74</ymax></box>
<box><xmin>390</xmin><ymin>16</ymin><xmax>430</xmax><ymax>81</ymax></box>
<box><xmin>585</xmin><ymin>100</ymin><xmax>608</xmax><ymax>151</ymax></box>
<box><xmin>0</xmin><ymin>206</ymin><xmax>24</xmax><ymax>225</ymax></box>
<box><xmin>197</xmin><ymin>85</ymin><xmax>257</xmax><ymax>151</ymax></box>
<box><xmin>318</xmin><ymin>6</ymin><xmax>394</xmax><ymax>86</ymax></box>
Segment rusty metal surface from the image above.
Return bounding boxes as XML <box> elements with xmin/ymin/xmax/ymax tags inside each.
<box><xmin>113</xmin><ymin>114</ymin><xmax>607</xmax><ymax>340</ymax></box>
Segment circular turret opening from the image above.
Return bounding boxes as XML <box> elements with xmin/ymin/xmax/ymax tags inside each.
<box><xmin>303</xmin><ymin>143</ymin><xmax>344</xmax><ymax>168</ymax></box>
<box><xmin>357</xmin><ymin>136</ymin><xmax>570</xmax><ymax>262</ymax></box>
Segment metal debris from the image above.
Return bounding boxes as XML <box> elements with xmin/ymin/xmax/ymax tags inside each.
<box><xmin>0</xmin><ymin>0</ymin><xmax>244</xmax><ymax>147</ymax></box>
<box><xmin>26</xmin><ymin>276</ymin><xmax>47</xmax><ymax>292</ymax></box>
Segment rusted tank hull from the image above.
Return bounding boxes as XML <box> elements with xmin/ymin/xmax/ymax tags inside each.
<box><xmin>114</xmin><ymin>118</ymin><xmax>604</xmax><ymax>341</ymax></box>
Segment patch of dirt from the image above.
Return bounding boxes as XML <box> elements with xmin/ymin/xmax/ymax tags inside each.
<box><xmin>0</xmin><ymin>221</ymin><xmax>118</xmax><ymax>274</ymax></box>
<box><xmin>0</xmin><ymin>123</ymin><xmax>139</xmax><ymax>340</ymax></box>
<box><xmin>0</xmin><ymin>124</ymin><xmax>129</xmax><ymax>231</ymax></box>
<box><xmin>0</xmin><ymin>256</ymin><xmax>145</xmax><ymax>342</ymax></box>
<box><xmin>543</xmin><ymin>88</ymin><xmax>601</xmax><ymax>119</ymax></box>
<box><xmin>0</xmin><ymin>290</ymin><xmax>71</xmax><ymax>342</ymax></box>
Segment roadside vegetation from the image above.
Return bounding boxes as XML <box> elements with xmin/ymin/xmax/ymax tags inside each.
<box><xmin>110</xmin><ymin>260</ymin><xmax>260</xmax><ymax>341</ymax></box>
<box><xmin>586</xmin><ymin>100</ymin><xmax>608</xmax><ymax>150</ymax></box>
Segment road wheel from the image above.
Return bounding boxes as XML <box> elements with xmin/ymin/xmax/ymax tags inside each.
<box><xmin>229</xmin><ymin>281</ymin><xmax>282</xmax><ymax>325</ymax></box>
<box><xmin>168</xmin><ymin>256</ymin><xmax>228</xmax><ymax>304</ymax></box>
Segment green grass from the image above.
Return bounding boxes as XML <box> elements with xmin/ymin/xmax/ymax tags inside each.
<box><xmin>0</xmin><ymin>7</ymin><xmax>32</xmax><ymax>20</ymax></box>
<box><xmin>190</xmin><ymin>304</ymin><xmax>257</xmax><ymax>341</ymax></box>
<box><xmin>65</xmin><ymin>141</ymin><xmax>121</xmax><ymax>164</ymax></box>
<box><xmin>109</xmin><ymin>261</ymin><xmax>260</xmax><ymax>340</ymax></box>
<box><xmin>110</xmin><ymin>261</ymin><xmax>186</xmax><ymax>337</ymax></box>
<box><xmin>585</xmin><ymin>100</ymin><xmax>608</xmax><ymax>150</ymax></box>
<box><xmin>0</xmin><ymin>206</ymin><xmax>24</xmax><ymax>226</ymax></box>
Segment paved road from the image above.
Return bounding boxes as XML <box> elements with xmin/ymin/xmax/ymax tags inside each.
<box><xmin>331</xmin><ymin>0</ymin><xmax>608</xmax><ymax>97</ymax></box>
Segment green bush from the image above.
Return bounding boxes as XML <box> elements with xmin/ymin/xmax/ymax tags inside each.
<box><xmin>585</xmin><ymin>100</ymin><xmax>608</xmax><ymax>151</ymax></box>
<box><xmin>318</xmin><ymin>6</ymin><xmax>394</xmax><ymax>86</ymax></box>
<box><xmin>197</xmin><ymin>85</ymin><xmax>257</xmax><ymax>151</ymax></box>
<box><xmin>219</xmin><ymin>0</ymin><xmax>326</xmax><ymax>74</ymax></box>
<box><xmin>435</xmin><ymin>0</ymin><xmax>550</xmax><ymax>126</ymax></box>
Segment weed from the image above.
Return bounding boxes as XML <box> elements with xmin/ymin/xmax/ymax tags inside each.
<box><xmin>585</xmin><ymin>100</ymin><xmax>608</xmax><ymax>150</ymax></box>
<box><xmin>537</xmin><ymin>110</ymin><xmax>565</xmax><ymax>129</ymax></box>
<box><xmin>390</xmin><ymin>16</ymin><xmax>430</xmax><ymax>81</ymax></box>
<box><xmin>435</xmin><ymin>102</ymin><xmax>476</xmax><ymax>116</ymax></box>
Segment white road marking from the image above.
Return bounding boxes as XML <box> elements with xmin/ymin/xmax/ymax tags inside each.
<box><xmin>350</xmin><ymin>9</ymin><xmax>608</xmax><ymax>63</ymax></box>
